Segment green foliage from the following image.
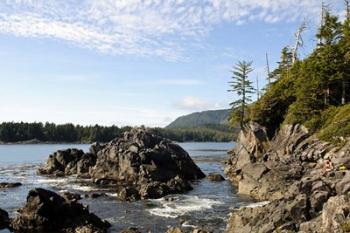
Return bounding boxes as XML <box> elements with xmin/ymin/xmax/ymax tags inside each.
<box><xmin>0</xmin><ymin>122</ymin><xmax>234</xmax><ymax>143</ymax></box>
<box><xmin>317</xmin><ymin>104</ymin><xmax>350</xmax><ymax>142</ymax></box>
<box><xmin>167</xmin><ymin>109</ymin><xmax>230</xmax><ymax>128</ymax></box>
<box><xmin>228</xmin><ymin>61</ymin><xmax>255</xmax><ymax>128</ymax></box>
<box><xmin>244</xmin><ymin>10</ymin><xmax>350</xmax><ymax>141</ymax></box>
<box><xmin>151</xmin><ymin>125</ymin><xmax>235</xmax><ymax>142</ymax></box>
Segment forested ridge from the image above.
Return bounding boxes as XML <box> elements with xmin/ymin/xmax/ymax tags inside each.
<box><xmin>0</xmin><ymin>122</ymin><xmax>234</xmax><ymax>143</ymax></box>
<box><xmin>230</xmin><ymin>7</ymin><xmax>350</xmax><ymax>143</ymax></box>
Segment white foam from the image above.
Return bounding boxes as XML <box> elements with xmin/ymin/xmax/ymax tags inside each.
<box><xmin>65</xmin><ymin>184</ymin><xmax>97</xmax><ymax>192</ymax></box>
<box><xmin>36</xmin><ymin>178</ymin><xmax>68</xmax><ymax>184</ymax></box>
<box><xmin>242</xmin><ymin>201</ymin><xmax>270</xmax><ymax>208</ymax></box>
<box><xmin>106</xmin><ymin>193</ymin><xmax>118</xmax><ymax>197</ymax></box>
<box><xmin>148</xmin><ymin>195</ymin><xmax>222</xmax><ymax>218</ymax></box>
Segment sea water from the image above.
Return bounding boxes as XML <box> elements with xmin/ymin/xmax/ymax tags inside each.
<box><xmin>0</xmin><ymin>142</ymin><xmax>253</xmax><ymax>233</ymax></box>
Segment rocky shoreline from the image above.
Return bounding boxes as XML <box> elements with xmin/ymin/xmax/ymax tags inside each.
<box><xmin>3</xmin><ymin>123</ymin><xmax>346</xmax><ymax>232</ymax></box>
<box><xmin>224</xmin><ymin>122</ymin><xmax>350</xmax><ymax>233</ymax></box>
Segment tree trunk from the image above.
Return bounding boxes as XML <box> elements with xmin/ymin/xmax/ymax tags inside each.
<box><xmin>342</xmin><ymin>79</ymin><xmax>346</xmax><ymax>105</ymax></box>
<box><xmin>324</xmin><ymin>86</ymin><xmax>330</xmax><ymax>105</ymax></box>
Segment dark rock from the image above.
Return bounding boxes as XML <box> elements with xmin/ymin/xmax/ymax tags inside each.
<box><xmin>39</xmin><ymin>128</ymin><xmax>205</xmax><ymax>200</ymax></box>
<box><xmin>0</xmin><ymin>208</ymin><xmax>9</xmax><ymax>230</ymax></box>
<box><xmin>0</xmin><ymin>182</ymin><xmax>22</xmax><ymax>189</ymax></box>
<box><xmin>117</xmin><ymin>187</ymin><xmax>140</xmax><ymax>201</ymax></box>
<box><xmin>207</xmin><ymin>172</ymin><xmax>225</xmax><ymax>181</ymax></box>
<box><xmin>38</xmin><ymin>148</ymin><xmax>90</xmax><ymax>177</ymax></box>
<box><xmin>89</xmin><ymin>193</ymin><xmax>107</xmax><ymax>199</ymax></box>
<box><xmin>11</xmin><ymin>188</ymin><xmax>111</xmax><ymax>233</ymax></box>
<box><xmin>60</xmin><ymin>191</ymin><xmax>82</xmax><ymax>202</ymax></box>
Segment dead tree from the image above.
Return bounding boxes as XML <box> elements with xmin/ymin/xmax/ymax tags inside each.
<box><xmin>292</xmin><ymin>22</ymin><xmax>307</xmax><ymax>64</ymax></box>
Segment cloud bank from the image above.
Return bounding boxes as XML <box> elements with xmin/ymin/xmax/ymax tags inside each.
<box><xmin>0</xmin><ymin>0</ymin><xmax>322</xmax><ymax>60</ymax></box>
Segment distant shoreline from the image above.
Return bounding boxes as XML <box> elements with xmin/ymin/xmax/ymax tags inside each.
<box><xmin>0</xmin><ymin>139</ymin><xmax>233</xmax><ymax>145</ymax></box>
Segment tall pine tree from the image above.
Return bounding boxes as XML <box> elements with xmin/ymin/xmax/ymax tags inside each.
<box><xmin>228</xmin><ymin>61</ymin><xmax>255</xmax><ymax>128</ymax></box>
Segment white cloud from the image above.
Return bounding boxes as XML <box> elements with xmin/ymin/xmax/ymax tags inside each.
<box><xmin>175</xmin><ymin>96</ymin><xmax>221</xmax><ymax>111</ymax></box>
<box><xmin>0</xmin><ymin>0</ymin><xmax>323</xmax><ymax>60</ymax></box>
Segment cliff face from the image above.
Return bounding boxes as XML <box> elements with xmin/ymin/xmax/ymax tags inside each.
<box><xmin>225</xmin><ymin>122</ymin><xmax>350</xmax><ymax>233</ymax></box>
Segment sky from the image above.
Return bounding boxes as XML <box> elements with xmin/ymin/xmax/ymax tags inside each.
<box><xmin>0</xmin><ymin>0</ymin><xmax>345</xmax><ymax>127</ymax></box>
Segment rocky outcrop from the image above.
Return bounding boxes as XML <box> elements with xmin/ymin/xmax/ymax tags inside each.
<box><xmin>225</xmin><ymin>122</ymin><xmax>350</xmax><ymax>233</ymax></box>
<box><xmin>38</xmin><ymin>128</ymin><xmax>205</xmax><ymax>200</ymax></box>
<box><xmin>38</xmin><ymin>149</ymin><xmax>95</xmax><ymax>177</ymax></box>
<box><xmin>10</xmin><ymin>188</ymin><xmax>110</xmax><ymax>233</ymax></box>
<box><xmin>207</xmin><ymin>172</ymin><xmax>225</xmax><ymax>181</ymax></box>
<box><xmin>0</xmin><ymin>208</ymin><xmax>9</xmax><ymax>230</ymax></box>
<box><xmin>0</xmin><ymin>182</ymin><xmax>22</xmax><ymax>189</ymax></box>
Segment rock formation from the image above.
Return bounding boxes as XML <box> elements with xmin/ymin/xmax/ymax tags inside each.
<box><xmin>0</xmin><ymin>182</ymin><xmax>22</xmax><ymax>189</ymax></box>
<box><xmin>207</xmin><ymin>172</ymin><xmax>225</xmax><ymax>181</ymax></box>
<box><xmin>10</xmin><ymin>188</ymin><xmax>110</xmax><ymax>233</ymax></box>
<box><xmin>38</xmin><ymin>128</ymin><xmax>205</xmax><ymax>200</ymax></box>
<box><xmin>0</xmin><ymin>208</ymin><xmax>9</xmax><ymax>230</ymax></box>
<box><xmin>225</xmin><ymin>122</ymin><xmax>350</xmax><ymax>233</ymax></box>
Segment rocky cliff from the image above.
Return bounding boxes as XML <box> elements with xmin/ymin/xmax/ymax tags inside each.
<box><xmin>225</xmin><ymin>122</ymin><xmax>350</xmax><ymax>233</ymax></box>
<box><xmin>38</xmin><ymin>128</ymin><xmax>205</xmax><ymax>200</ymax></box>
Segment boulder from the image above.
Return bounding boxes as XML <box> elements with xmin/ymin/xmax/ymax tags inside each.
<box><xmin>11</xmin><ymin>188</ymin><xmax>110</xmax><ymax>233</ymax></box>
<box><xmin>0</xmin><ymin>208</ymin><xmax>9</xmax><ymax>230</ymax></box>
<box><xmin>39</xmin><ymin>128</ymin><xmax>205</xmax><ymax>200</ymax></box>
<box><xmin>207</xmin><ymin>172</ymin><xmax>225</xmax><ymax>181</ymax></box>
<box><xmin>0</xmin><ymin>182</ymin><xmax>22</xmax><ymax>189</ymax></box>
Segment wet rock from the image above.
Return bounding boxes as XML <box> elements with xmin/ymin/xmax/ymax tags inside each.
<box><xmin>207</xmin><ymin>172</ymin><xmax>225</xmax><ymax>181</ymax></box>
<box><xmin>39</xmin><ymin>128</ymin><xmax>205</xmax><ymax>200</ymax></box>
<box><xmin>89</xmin><ymin>193</ymin><xmax>107</xmax><ymax>199</ymax></box>
<box><xmin>0</xmin><ymin>182</ymin><xmax>22</xmax><ymax>189</ymax></box>
<box><xmin>119</xmin><ymin>227</ymin><xmax>142</xmax><ymax>233</ymax></box>
<box><xmin>11</xmin><ymin>188</ymin><xmax>111</xmax><ymax>233</ymax></box>
<box><xmin>0</xmin><ymin>208</ymin><xmax>9</xmax><ymax>230</ymax></box>
<box><xmin>60</xmin><ymin>191</ymin><xmax>82</xmax><ymax>202</ymax></box>
<box><xmin>166</xmin><ymin>228</ymin><xmax>184</xmax><ymax>233</ymax></box>
<box><xmin>117</xmin><ymin>187</ymin><xmax>140</xmax><ymax>201</ymax></box>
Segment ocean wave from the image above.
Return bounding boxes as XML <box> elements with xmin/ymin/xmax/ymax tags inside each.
<box><xmin>36</xmin><ymin>178</ymin><xmax>68</xmax><ymax>184</ymax></box>
<box><xmin>147</xmin><ymin>195</ymin><xmax>222</xmax><ymax>218</ymax></box>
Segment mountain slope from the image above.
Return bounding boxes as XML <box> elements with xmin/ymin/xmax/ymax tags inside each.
<box><xmin>167</xmin><ymin>109</ymin><xmax>230</xmax><ymax>128</ymax></box>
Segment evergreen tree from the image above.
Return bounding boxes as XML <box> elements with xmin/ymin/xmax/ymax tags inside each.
<box><xmin>228</xmin><ymin>61</ymin><xmax>255</xmax><ymax>128</ymax></box>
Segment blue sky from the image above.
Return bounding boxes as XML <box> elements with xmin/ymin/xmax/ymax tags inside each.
<box><xmin>0</xmin><ymin>0</ymin><xmax>344</xmax><ymax>127</ymax></box>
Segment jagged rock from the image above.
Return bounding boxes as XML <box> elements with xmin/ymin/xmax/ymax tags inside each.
<box><xmin>39</xmin><ymin>128</ymin><xmax>205</xmax><ymax>200</ymax></box>
<box><xmin>11</xmin><ymin>188</ymin><xmax>111</xmax><ymax>233</ymax></box>
<box><xmin>38</xmin><ymin>148</ymin><xmax>90</xmax><ymax>177</ymax></box>
<box><xmin>207</xmin><ymin>172</ymin><xmax>225</xmax><ymax>181</ymax></box>
<box><xmin>225</xmin><ymin>122</ymin><xmax>350</xmax><ymax>232</ymax></box>
<box><xmin>322</xmin><ymin>195</ymin><xmax>350</xmax><ymax>233</ymax></box>
<box><xmin>0</xmin><ymin>182</ymin><xmax>22</xmax><ymax>189</ymax></box>
<box><xmin>0</xmin><ymin>208</ymin><xmax>9</xmax><ymax>230</ymax></box>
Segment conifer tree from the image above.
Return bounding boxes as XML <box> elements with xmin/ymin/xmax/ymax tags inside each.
<box><xmin>228</xmin><ymin>61</ymin><xmax>255</xmax><ymax>128</ymax></box>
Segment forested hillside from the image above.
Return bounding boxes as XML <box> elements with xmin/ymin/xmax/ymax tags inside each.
<box><xmin>237</xmin><ymin>10</ymin><xmax>350</xmax><ymax>143</ymax></box>
<box><xmin>167</xmin><ymin>109</ymin><xmax>230</xmax><ymax>128</ymax></box>
<box><xmin>0</xmin><ymin>122</ymin><xmax>234</xmax><ymax>143</ymax></box>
